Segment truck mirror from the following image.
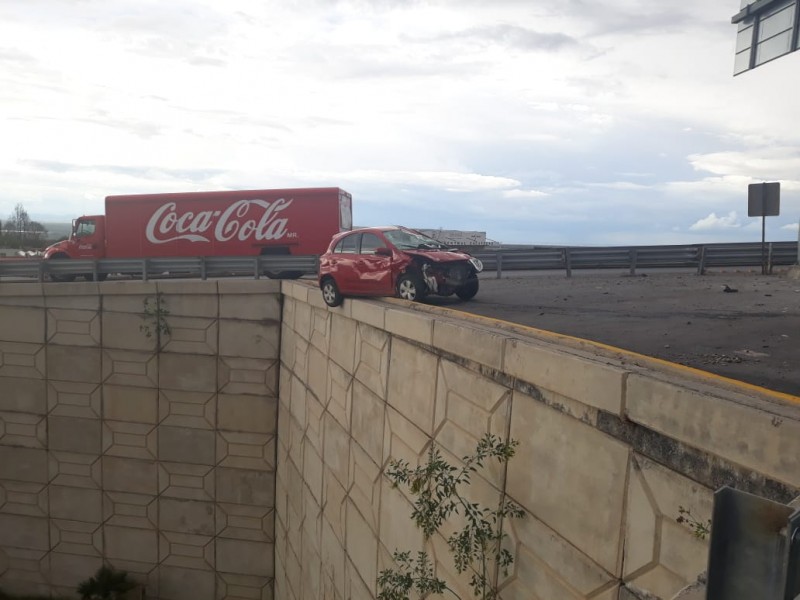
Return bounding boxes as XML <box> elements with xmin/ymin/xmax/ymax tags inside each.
<box><xmin>375</xmin><ymin>247</ymin><xmax>392</xmax><ymax>257</ymax></box>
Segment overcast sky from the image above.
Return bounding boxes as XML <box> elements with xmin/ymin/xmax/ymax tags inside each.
<box><xmin>1</xmin><ymin>0</ymin><xmax>798</xmax><ymax>245</ymax></box>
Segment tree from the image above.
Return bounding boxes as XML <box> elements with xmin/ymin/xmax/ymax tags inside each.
<box><xmin>378</xmin><ymin>434</ymin><xmax>525</xmax><ymax>600</ymax></box>
<box><xmin>4</xmin><ymin>203</ymin><xmax>47</xmax><ymax>248</ymax></box>
<box><xmin>7</xmin><ymin>203</ymin><xmax>31</xmax><ymax>239</ymax></box>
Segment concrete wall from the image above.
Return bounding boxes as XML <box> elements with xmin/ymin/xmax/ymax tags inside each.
<box><xmin>0</xmin><ymin>280</ymin><xmax>280</xmax><ymax>599</ymax></box>
<box><xmin>276</xmin><ymin>280</ymin><xmax>800</xmax><ymax>600</ymax></box>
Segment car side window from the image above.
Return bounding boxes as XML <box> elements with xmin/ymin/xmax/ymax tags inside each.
<box><xmin>335</xmin><ymin>234</ymin><xmax>359</xmax><ymax>254</ymax></box>
<box><xmin>359</xmin><ymin>233</ymin><xmax>384</xmax><ymax>255</ymax></box>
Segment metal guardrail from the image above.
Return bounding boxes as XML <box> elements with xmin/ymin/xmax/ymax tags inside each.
<box><xmin>473</xmin><ymin>241</ymin><xmax>798</xmax><ymax>278</ymax></box>
<box><xmin>0</xmin><ymin>242</ymin><xmax>796</xmax><ymax>281</ymax></box>
<box><xmin>0</xmin><ymin>255</ymin><xmax>319</xmax><ymax>282</ymax></box>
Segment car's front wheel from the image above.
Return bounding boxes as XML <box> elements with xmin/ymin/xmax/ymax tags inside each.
<box><xmin>396</xmin><ymin>273</ymin><xmax>426</xmax><ymax>302</ymax></box>
<box><xmin>455</xmin><ymin>277</ymin><xmax>479</xmax><ymax>301</ymax></box>
<box><xmin>320</xmin><ymin>277</ymin><xmax>344</xmax><ymax>307</ymax></box>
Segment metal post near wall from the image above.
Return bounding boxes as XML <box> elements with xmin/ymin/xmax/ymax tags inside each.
<box><xmin>706</xmin><ymin>486</ymin><xmax>800</xmax><ymax>599</ymax></box>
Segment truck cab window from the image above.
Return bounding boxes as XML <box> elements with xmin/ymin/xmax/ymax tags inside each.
<box><xmin>75</xmin><ymin>221</ymin><xmax>96</xmax><ymax>237</ymax></box>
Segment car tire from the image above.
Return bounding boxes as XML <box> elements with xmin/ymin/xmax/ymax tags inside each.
<box><xmin>321</xmin><ymin>277</ymin><xmax>344</xmax><ymax>307</ymax></box>
<box><xmin>455</xmin><ymin>277</ymin><xmax>479</xmax><ymax>300</ymax></box>
<box><xmin>396</xmin><ymin>273</ymin><xmax>426</xmax><ymax>302</ymax></box>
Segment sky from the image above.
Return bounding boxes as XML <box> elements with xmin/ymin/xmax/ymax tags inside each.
<box><xmin>1</xmin><ymin>0</ymin><xmax>799</xmax><ymax>246</ymax></box>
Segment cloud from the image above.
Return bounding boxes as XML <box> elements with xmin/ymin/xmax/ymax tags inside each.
<box><xmin>335</xmin><ymin>169</ymin><xmax>520</xmax><ymax>192</ymax></box>
<box><xmin>590</xmin><ymin>181</ymin><xmax>652</xmax><ymax>191</ymax></box>
<box><xmin>434</xmin><ymin>24</ymin><xmax>579</xmax><ymax>52</ymax></box>
<box><xmin>19</xmin><ymin>159</ymin><xmax>226</xmax><ymax>182</ymax></box>
<box><xmin>782</xmin><ymin>222</ymin><xmax>799</xmax><ymax>232</ymax></box>
<box><xmin>688</xmin><ymin>148</ymin><xmax>800</xmax><ymax>180</ymax></box>
<box><xmin>502</xmin><ymin>189</ymin><xmax>549</xmax><ymax>198</ymax></box>
<box><xmin>689</xmin><ymin>211</ymin><xmax>741</xmax><ymax>231</ymax></box>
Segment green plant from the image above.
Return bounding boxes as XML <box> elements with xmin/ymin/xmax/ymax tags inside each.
<box><xmin>76</xmin><ymin>566</ymin><xmax>136</xmax><ymax>600</ymax></box>
<box><xmin>378</xmin><ymin>433</ymin><xmax>525</xmax><ymax>600</ymax></box>
<box><xmin>677</xmin><ymin>505</ymin><xmax>711</xmax><ymax>540</ymax></box>
<box><xmin>139</xmin><ymin>293</ymin><xmax>170</xmax><ymax>341</ymax></box>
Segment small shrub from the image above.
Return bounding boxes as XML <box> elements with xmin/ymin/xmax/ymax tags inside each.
<box><xmin>378</xmin><ymin>433</ymin><xmax>525</xmax><ymax>600</ymax></box>
<box><xmin>76</xmin><ymin>566</ymin><xmax>136</xmax><ymax>600</ymax></box>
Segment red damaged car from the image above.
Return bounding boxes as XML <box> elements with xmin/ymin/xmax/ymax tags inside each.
<box><xmin>318</xmin><ymin>226</ymin><xmax>483</xmax><ymax>307</ymax></box>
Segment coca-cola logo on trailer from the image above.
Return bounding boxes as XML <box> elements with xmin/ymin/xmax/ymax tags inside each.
<box><xmin>144</xmin><ymin>198</ymin><xmax>293</xmax><ymax>244</ymax></box>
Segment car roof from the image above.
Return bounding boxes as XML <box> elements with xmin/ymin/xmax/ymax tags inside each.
<box><xmin>328</xmin><ymin>225</ymin><xmax>428</xmax><ymax>247</ymax></box>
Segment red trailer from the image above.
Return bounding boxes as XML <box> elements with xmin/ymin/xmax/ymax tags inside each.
<box><xmin>43</xmin><ymin>187</ymin><xmax>352</xmax><ymax>279</ymax></box>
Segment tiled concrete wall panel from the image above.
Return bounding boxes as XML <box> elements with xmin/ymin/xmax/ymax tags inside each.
<box><xmin>277</xmin><ymin>281</ymin><xmax>800</xmax><ymax>600</ymax></box>
<box><xmin>0</xmin><ymin>281</ymin><xmax>280</xmax><ymax>599</ymax></box>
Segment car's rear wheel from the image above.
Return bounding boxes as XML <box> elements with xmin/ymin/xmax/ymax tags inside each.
<box><xmin>321</xmin><ymin>277</ymin><xmax>344</xmax><ymax>307</ymax></box>
<box><xmin>397</xmin><ymin>273</ymin><xmax>426</xmax><ymax>302</ymax></box>
<box><xmin>455</xmin><ymin>277</ymin><xmax>479</xmax><ymax>301</ymax></box>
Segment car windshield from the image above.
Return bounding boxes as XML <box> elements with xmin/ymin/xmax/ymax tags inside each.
<box><xmin>384</xmin><ymin>228</ymin><xmax>448</xmax><ymax>250</ymax></box>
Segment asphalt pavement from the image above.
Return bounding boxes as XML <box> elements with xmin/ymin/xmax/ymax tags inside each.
<box><xmin>426</xmin><ymin>267</ymin><xmax>800</xmax><ymax>397</ymax></box>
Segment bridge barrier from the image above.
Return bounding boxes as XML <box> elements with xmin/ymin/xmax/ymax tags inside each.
<box><xmin>276</xmin><ymin>279</ymin><xmax>800</xmax><ymax>600</ymax></box>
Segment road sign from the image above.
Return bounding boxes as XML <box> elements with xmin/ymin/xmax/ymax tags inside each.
<box><xmin>732</xmin><ymin>0</ymin><xmax>800</xmax><ymax>75</ymax></box>
<box><xmin>747</xmin><ymin>181</ymin><xmax>781</xmax><ymax>273</ymax></box>
<box><xmin>748</xmin><ymin>181</ymin><xmax>781</xmax><ymax>216</ymax></box>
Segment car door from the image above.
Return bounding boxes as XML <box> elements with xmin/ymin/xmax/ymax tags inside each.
<box><xmin>352</xmin><ymin>232</ymin><xmax>394</xmax><ymax>295</ymax></box>
<box><xmin>328</xmin><ymin>232</ymin><xmax>361</xmax><ymax>294</ymax></box>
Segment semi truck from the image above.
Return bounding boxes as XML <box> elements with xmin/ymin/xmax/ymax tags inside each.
<box><xmin>43</xmin><ymin>187</ymin><xmax>352</xmax><ymax>280</ymax></box>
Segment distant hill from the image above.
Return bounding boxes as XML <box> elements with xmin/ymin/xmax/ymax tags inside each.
<box><xmin>40</xmin><ymin>221</ymin><xmax>72</xmax><ymax>239</ymax></box>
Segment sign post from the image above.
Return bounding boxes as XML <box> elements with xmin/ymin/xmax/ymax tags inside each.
<box><xmin>747</xmin><ymin>182</ymin><xmax>780</xmax><ymax>274</ymax></box>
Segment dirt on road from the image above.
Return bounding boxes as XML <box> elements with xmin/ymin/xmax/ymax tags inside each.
<box><xmin>436</xmin><ymin>268</ymin><xmax>800</xmax><ymax>397</ymax></box>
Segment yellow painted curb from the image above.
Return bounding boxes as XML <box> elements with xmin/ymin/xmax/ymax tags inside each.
<box><xmin>385</xmin><ymin>298</ymin><xmax>800</xmax><ymax>407</ymax></box>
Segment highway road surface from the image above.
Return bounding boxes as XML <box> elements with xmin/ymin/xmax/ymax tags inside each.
<box><xmin>429</xmin><ymin>267</ymin><xmax>800</xmax><ymax>397</ymax></box>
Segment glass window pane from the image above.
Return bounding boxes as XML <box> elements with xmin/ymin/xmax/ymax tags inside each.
<box><xmin>359</xmin><ymin>233</ymin><xmax>384</xmax><ymax>255</ymax></box>
<box><xmin>734</xmin><ymin>49</ymin><xmax>752</xmax><ymax>74</ymax></box>
<box><xmin>756</xmin><ymin>29</ymin><xmax>793</xmax><ymax>64</ymax></box>
<box><xmin>758</xmin><ymin>5</ymin><xmax>794</xmax><ymax>41</ymax></box>
<box><xmin>762</xmin><ymin>0</ymin><xmax>794</xmax><ymax>19</ymax></box>
<box><xmin>336</xmin><ymin>234</ymin><xmax>359</xmax><ymax>254</ymax></box>
<box><xmin>736</xmin><ymin>25</ymin><xmax>754</xmax><ymax>52</ymax></box>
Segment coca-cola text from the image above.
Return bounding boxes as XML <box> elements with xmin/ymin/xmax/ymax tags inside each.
<box><xmin>145</xmin><ymin>198</ymin><xmax>293</xmax><ymax>244</ymax></box>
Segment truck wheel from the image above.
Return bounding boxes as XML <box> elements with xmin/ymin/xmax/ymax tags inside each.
<box><xmin>397</xmin><ymin>273</ymin><xmax>426</xmax><ymax>302</ymax></box>
<box><xmin>321</xmin><ymin>277</ymin><xmax>343</xmax><ymax>307</ymax></box>
<box><xmin>47</xmin><ymin>255</ymin><xmax>76</xmax><ymax>283</ymax></box>
<box><xmin>455</xmin><ymin>278</ymin><xmax>479</xmax><ymax>300</ymax></box>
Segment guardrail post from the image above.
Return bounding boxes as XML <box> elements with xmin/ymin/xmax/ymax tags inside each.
<box><xmin>253</xmin><ymin>257</ymin><xmax>259</xmax><ymax>280</ymax></box>
<box><xmin>38</xmin><ymin>261</ymin><xmax>45</xmax><ymax>283</ymax></box>
<box><xmin>564</xmin><ymin>248</ymin><xmax>572</xmax><ymax>278</ymax></box>
<box><xmin>697</xmin><ymin>246</ymin><xmax>706</xmax><ymax>275</ymax></box>
<box><xmin>200</xmin><ymin>257</ymin><xmax>207</xmax><ymax>281</ymax></box>
<box><xmin>92</xmin><ymin>260</ymin><xmax>99</xmax><ymax>282</ymax></box>
<box><xmin>142</xmin><ymin>259</ymin><xmax>148</xmax><ymax>282</ymax></box>
<box><xmin>496</xmin><ymin>253</ymin><xmax>503</xmax><ymax>279</ymax></box>
<box><xmin>768</xmin><ymin>243</ymin><xmax>774</xmax><ymax>275</ymax></box>
<box><xmin>629</xmin><ymin>248</ymin><xmax>637</xmax><ymax>276</ymax></box>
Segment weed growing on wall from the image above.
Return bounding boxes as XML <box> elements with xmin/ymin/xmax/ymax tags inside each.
<box><xmin>677</xmin><ymin>506</ymin><xmax>711</xmax><ymax>540</ymax></box>
<box><xmin>378</xmin><ymin>433</ymin><xmax>525</xmax><ymax>600</ymax></box>
<box><xmin>139</xmin><ymin>293</ymin><xmax>170</xmax><ymax>346</ymax></box>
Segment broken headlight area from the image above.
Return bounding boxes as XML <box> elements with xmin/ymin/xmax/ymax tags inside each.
<box><xmin>421</xmin><ymin>262</ymin><xmax>475</xmax><ymax>295</ymax></box>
